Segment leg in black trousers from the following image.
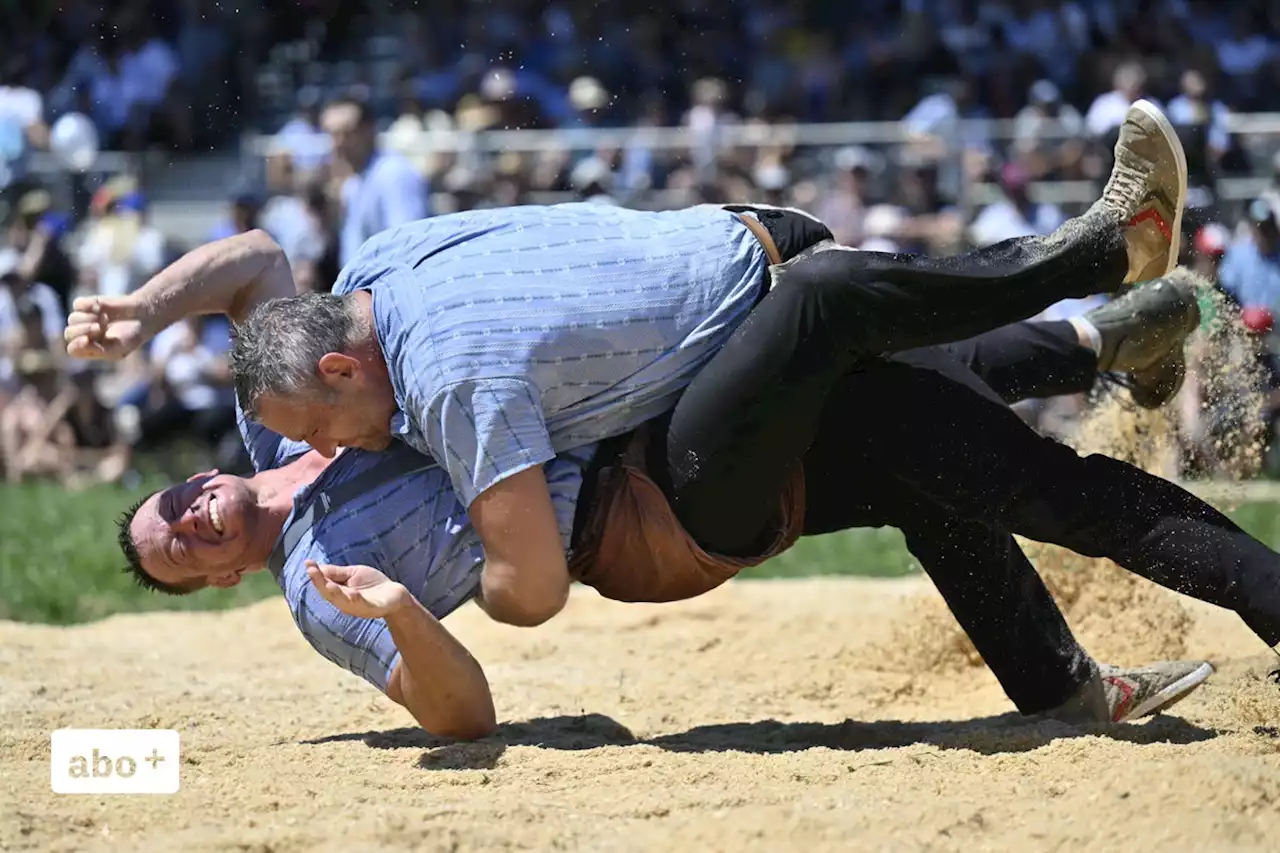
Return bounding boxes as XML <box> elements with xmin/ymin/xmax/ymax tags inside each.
<box><xmin>935</xmin><ymin>320</ymin><xmax>1097</xmax><ymax>405</ymax></box>
<box><xmin>812</xmin><ymin>347</ymin><xmax>1280</xmax><ymax>652</ymax></box>
<box><xmin>667</xmin><ymin>212</ymin><xmax>1127</xmax><ymax>558</ymax></box>
<box><xmin>802</xmin><ymin>322</ymin><xmax>1102</xmax><ymax>714</ymax></box>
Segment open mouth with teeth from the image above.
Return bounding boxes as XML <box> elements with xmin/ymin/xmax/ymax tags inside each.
<box><xmin>208</xmin><ymin>494</ymin><xmax>225</xmax><ymax>536</ymax></box>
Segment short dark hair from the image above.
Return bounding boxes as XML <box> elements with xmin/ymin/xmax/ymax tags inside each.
<box><xmin>324</xmin><ymin>95</ymin><xmax>374</xmax><ymax>127</ymax></box>
<box><xmin>117</xmin><ymin>493</ymin><xmax>199</xmax><ymax>596</ymax></box>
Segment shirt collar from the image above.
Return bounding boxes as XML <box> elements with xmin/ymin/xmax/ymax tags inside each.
<box><xmin>366</xmin><ymin>284</ymin><xmax>414</xmax><ymax>440</ymax></box>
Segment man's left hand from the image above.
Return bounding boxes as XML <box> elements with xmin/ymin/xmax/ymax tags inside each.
<box><xmin>306</xmin><ymin>560</ymin><xmax>409</xmax><ymax>619</ymax></box>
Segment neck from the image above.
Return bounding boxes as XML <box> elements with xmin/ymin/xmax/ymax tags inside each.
<box><xmin>244</xmin><ymin>452</ymin><xmax>335</xmax><ymax>562</ymax></box>
<box><xmin>352</xmin><ymin>149</ymin><xmax>375</xmax><ymax>174</ymax></box>
<box><xmin>348</xmin><ymin>290</ymin><xmax>389</xmax><ymax>373</ymax></box>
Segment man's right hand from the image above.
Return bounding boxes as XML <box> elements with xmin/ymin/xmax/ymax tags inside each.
<box><xmin>64</xmin><ymin>295</ymin><xmax>151</xmax><ymax>360</ymax></box>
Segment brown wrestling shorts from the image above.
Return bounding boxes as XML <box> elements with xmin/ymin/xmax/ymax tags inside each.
<box><xmin>566</xmin><ymin>208</ymin><xmax>823</xmax><ymax>603</ymax></box>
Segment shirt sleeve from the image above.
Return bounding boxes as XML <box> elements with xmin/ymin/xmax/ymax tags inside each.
<box><xmin>424</xmin><ymin>377</ymin><xmax>557</xmax><ymax>508</ymax></box>
<box><xmin>284</xmin><ymin>550</ymin><xmax>403</xmax><ymax>693</ymax></box>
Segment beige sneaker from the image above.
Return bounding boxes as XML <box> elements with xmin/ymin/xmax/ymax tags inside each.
<box><xmin>1042</xmin><ymin>660</ymin><xmax>1214</xmax><ymax>724</ymax></box>
<box><xmin>1091</xmin><ymin>100</ymin><xmax>1188</xmax><ymax>285</ymax></box>
<box><xmin>1098</xmin><ymin>661</ymin><xmax>1214</xmax><ymax>722</ymax></box>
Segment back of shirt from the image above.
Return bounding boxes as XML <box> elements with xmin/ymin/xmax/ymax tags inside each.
<box><xmin>334</xmin><ymin>202</ymin><xmax>768</xmax><ymax>508</ymax></box>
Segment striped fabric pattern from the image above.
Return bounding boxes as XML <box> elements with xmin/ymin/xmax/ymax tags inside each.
<box><xmin>333</xmin><ymin>202</ymin><xmax>769</xmax><ymax>508</ymax></box>
<box><xmin>237</xmin><ymin>407</ymin><xmax>595</xmax><ymax>692</ymax></box>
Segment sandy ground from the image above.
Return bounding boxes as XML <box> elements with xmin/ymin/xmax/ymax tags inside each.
<box><xmin>2</xmin><ymin>572</ymin><xmax>1279</xmax><ymax>853</ymax></box>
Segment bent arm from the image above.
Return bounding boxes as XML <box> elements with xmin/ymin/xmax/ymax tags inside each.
<box><xmin>470</xmin><ymin>466</ymin><xmax>571</xmax><ymax>627</ymax></box>
<box><xmin>383</xmin><ymin>588</ymin><xmax>497</xmax><ymax>739</ymax></box>
<box><xmin>133</xmin><ymin>229</ymin><xmax>296</xmax><ymax>329</ymax></box>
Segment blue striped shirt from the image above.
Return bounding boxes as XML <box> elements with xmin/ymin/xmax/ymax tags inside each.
<box><xmin>238</xmin><ymin>407</ymin><xmax>595</xmax><ymax>692</ymax></box>
<box><xmin>333</xmin><ymin>203</ymin><xmax>768</xmax><ymax>508</ymax></box>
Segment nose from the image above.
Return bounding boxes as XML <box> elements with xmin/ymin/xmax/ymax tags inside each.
<box><xmin>170</xmin><ymin>506</ymin><xmax>200</xmax><ymax>535</ymax></box>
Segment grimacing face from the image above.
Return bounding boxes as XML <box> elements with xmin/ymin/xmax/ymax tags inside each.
<box><xmin>129</xmin><ymin>473</ymin><xmax>264</xmax><ymax>590</ymax></box>
<box><xmin>253</xmin><ymin>366</ymin><xmax>394</xmax><ymax>455</ymax></box>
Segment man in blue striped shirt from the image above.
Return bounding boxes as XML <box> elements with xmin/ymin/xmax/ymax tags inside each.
<box><xmin>68</xmin><ymin>102</ymin><xmax>1193</xmax><ymax>632</ymax></box>
<box><xmin>69</xmin><ymin>275</ymin><xmax>1224</xmax><ymax>735</ymax></box>
<box><xmin>66</xmin><ymin>247</ymin><xmax>596</xmax><ymax>737</ymax></box>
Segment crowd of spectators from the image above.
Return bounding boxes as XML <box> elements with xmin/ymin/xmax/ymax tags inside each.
<box><xmin>4</xmin><ymin>0</ymin><xmax>1280</xmax><ymax>486</ymax></box>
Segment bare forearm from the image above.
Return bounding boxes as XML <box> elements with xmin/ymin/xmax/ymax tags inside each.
<box><xmin>132</xmin><ymin>230</ymin><xmax>294</xmax><ymax>329</ymax></box>
<box><xmin>385</xmin><ymin>589</ymin><xmax>496</xmax><ymax>739</ymax></box>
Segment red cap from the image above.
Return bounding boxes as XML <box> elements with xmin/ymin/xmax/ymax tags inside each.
<box><xmin>1242</xmin><ymin>305</ymin><xmax>1274</xmax><ymax>334</ymax></box>
<box><xmin>1194</xmin><ymin>223</ymin><xmax>1231</xmax><ymax>257</ymax></box>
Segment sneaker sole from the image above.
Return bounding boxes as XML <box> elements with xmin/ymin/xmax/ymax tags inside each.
<box><xmin>1130</xmin><ymin>99</ymin><xmax>1188</xmax><ymax>278</ymax></box>
<box><xmin>1114</xmin><ymin>661</ymin><xmax>1214</xmax><ymax>722</ymax></box>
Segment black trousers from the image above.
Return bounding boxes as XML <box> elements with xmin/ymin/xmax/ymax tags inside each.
<box><xmin>657</xmin><ymin>207</ymin><xmax>1280</xmax><ymax>714</ymax></box>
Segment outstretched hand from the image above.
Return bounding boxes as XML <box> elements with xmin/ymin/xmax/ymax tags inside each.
<box><xmin>305</xmin><ymin>560</ymin><xmax>410</xmax><ymax>619</ymax></box>
<box><xmin>64</xmin><ymin>295</ymin><xmax>150</xmax><ymax>360</ymax></box>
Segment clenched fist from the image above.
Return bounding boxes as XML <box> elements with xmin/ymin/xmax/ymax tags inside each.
<box><xmin>64</xmin><ymin>295</ymin><xmax>150</xmax><ymax>360</ymax></box>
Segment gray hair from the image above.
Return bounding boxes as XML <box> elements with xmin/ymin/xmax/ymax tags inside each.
<box><xmin>230</xmin><ymin>292</ymin><xmax>369</xmax><ymax>419</ymax></box>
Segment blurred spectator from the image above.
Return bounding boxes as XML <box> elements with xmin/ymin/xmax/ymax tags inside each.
<box><xmin>0</xmin><ymin>248</ymin><xmax>63</xmax><ymax>386</ymax></box>
<box><xmin>115</xmin><ymin>9</ymin><xmax>190</xmax><ymax>151</ymax></box>
<box><xmin>322</xmin><ymin>97</ymin><xmax>428</xmax><ymax>265</ymax></box>
<box><xmin>6</xmin><ymin>189</ymin><xmax>76</xmax><ymax>314</ymax></box>
<box><xmin>1167</xmin><ymin>70</ymin><xmax>1232</xmax><ymax>163</ymax></box>
<box><xmin>0</xmin><ymin>56</ymin><xmax>49</xmax><ymax>193</ymax></box>
<box><xmin>208</xmin><ymin>188</ymin><xmax>264</xmax><ymax>242</ymax></box>
<box><xmin>75</xmin><ymin>182</ymin><xmax>168</xmax><ymax>298</ymax></box>
<box><xmin>570</xmin><ymin>157</ymin><xmax>618</xmax><ymax>206</ymax></box>
<box><xmin>815</xmin><ymin>146</ymin><xmax>879</xmax><ymax>247</ymax></box>
<box><xmin>0</xmin><ymin>298</ymin><xmax>72</xmax><ymax>483</ymax></box>
<box><xmin>260</xmin><ymin>179</ymin><xmax>338</xmax><ymax>293</ymax></box>
<box><xmin>1218</xmin><ymin>195</ymin><xmax>1280</xmax><ymax>316</ymax></box>
<box><xmin>1215</xmin><ymin>8</ymin><xmax>1273</xmax><ymax>104</ymax></box>
<box><xmin>271</xmin><ymin>87</ymin><xmax>330</xmax><ymax>178</ymax></box>
<box><xmin>1191</xmin><ymin>222</ymin><xmax>1232</xmax><ymax>284</ymax></box>
<box><xmin>1012</xmin><ymin>80</ymin><xmax>1085</xmax><ymax>179</ymax></box>
<box><xmin>130</xmin><ymin>315</ymin><xmax>237</xmax><ymax>465</ymax></box>
<box><xmin>1086</xmin><ymin>62</ymin><xmax>1155</xmax><ymax>138</ymax></box>
<box><xmin>969</xmin><ymin>162</ymin><xmax>1066</xmax><ymax>248</ymax></box>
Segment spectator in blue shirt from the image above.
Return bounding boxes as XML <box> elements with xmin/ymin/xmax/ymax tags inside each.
<box><xmin>322</xmin><ymin>97</ymin><xmax>428</xmax><ymax>266</ymax></box>
<box><xmin>1218</xmin><ymin>195</ymin><xmax>1280</xmax><ymax>314</ymax></box>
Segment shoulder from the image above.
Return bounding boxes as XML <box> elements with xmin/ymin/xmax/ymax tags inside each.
<box><xmin>374</xmin><ymin>154</ymin><xmax>424</xmax><ymax>182</ymax></box>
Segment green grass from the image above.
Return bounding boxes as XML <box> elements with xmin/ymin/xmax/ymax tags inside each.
<box><xmin>3</xmin><ymin>480</ymin><xmax>1280</xmax><ymax>625</ymax></box>
<box><xmin>0</xmin><ymin>480</ymin><xmax>278</xmax><ymax>624</ymax></box>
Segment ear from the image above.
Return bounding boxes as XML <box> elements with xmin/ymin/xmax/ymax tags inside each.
<box><xmin>317</xmin><ymin>352</ymin><xmax>361</xmax><ymax>389</ymax></box>
<box><xmin>187</xmin><ymin>469</ymin><xmax>218</xmax><ymax>484</ymax></box>
<box><xmin>209</xmin><ymin>573</ymin><xmax>242</xmax><ymax>589</ymax></box>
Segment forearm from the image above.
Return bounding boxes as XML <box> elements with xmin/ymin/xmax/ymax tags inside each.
<box><xmin>131</xmin><ymin>229</ymin><xmax>293</xmax><ymax>329</ymax></box>
<box><xmin>384</xmin><ymin>588</ymin><xmax>496</xmax><ymax>739</ymax></box>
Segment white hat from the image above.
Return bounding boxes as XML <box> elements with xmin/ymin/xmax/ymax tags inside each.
<box><xmin>569</xmin><ymin>77</ymin><xmax>609</xmax><ymax>111</ymax></box>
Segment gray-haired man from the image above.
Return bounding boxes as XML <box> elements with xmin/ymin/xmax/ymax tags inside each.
<box><xmin>70</xmin><ymin>101</ymin><xmax>1193</xmax><ymax>635</ymax></box>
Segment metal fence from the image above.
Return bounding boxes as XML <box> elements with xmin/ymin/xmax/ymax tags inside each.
<box><xmin>22</xmin><ymin>112</ymin><xmax>1280</xmax><ymax>227</ymax></box>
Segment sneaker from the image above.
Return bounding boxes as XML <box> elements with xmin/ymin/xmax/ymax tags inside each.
<box><xmin>1042</xmin><ymin>660</ymin><xmax>1214</xmax><ymax>724</ymax></box>
<box><xmin>1099</xmin><ymin>660</ymin><xmax>1215</xmax><ymax>723</ymax></box>
<box><xmin>1091</xmin><ymin>100</ymin><xmax>1188</xmax><ymax>285</ymax></box>
<box><xmin>1087</xmin><ymin>271</ymin><xmax>1201</xmax><ymax>408</ymax></box>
